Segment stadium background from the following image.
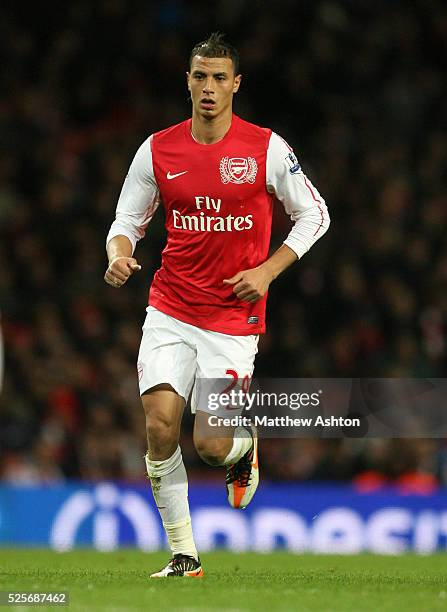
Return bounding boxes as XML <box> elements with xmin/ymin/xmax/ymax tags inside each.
<box><xmin>0</xmin><ymin>0</ymin><xmax>446</xmax><ymax>552</ymax></box>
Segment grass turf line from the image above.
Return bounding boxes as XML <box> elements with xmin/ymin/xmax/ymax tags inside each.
<box><xmin>0</xmin><ymin>550</ymin><xmax>446</xmax><ymax>611</ymax></box>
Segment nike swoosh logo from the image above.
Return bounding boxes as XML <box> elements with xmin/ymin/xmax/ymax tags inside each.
<box><xmin>252</xmin><ymin>453</ymin><xmax>258</xmax><ymax>470</ymax></box>
<box><xmin>252</xmin><ymin>436</ymin><xmax>258</xmax><ymax>469</ymax></box>
<box><xmin>167</xmin><ymin>170</ymin><xmax>188</xmax><ymax>180</ymax></box>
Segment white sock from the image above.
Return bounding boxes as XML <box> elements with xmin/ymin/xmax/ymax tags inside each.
<box><xmin>223</xmin><ymin>426</ymin><xmax>253</xmax><ymax>465</ymax></box>
<box><xmin>145</xmin><ymin>446</ymin><xmax>198</xmax><ymax>561</ymax></box>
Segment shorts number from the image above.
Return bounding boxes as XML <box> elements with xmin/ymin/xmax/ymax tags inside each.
<box><xmin>223</xmin><ymin>369</ymin><xmax>251</xmax><ymax>394</ymax></box>
<box><xmin>223</xmin><ymin>369</ymin><xmax>238</xmax><ymax>393</ymax></box>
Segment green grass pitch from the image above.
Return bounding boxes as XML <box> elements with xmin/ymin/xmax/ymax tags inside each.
<box><xmin>1</xmin><ymin>550</ymin><xmax>446</xmax><ymax>611</ymax></box>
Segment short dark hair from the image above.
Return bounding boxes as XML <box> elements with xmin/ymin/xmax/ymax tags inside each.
<box><xmin>189</xmin><ymin>32</ymin><xmax>240</xmax><ymax>75</ymax></box>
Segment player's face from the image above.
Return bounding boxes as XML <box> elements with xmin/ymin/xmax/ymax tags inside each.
<box><xmin>187</xmin><ymin>56</ymin><xmax>241</xmax><ymax>119</ymax></box>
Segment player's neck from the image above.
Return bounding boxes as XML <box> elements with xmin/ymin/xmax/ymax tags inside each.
<box><xmin>190</xmin><ymin>110</ymin><xmax>233</xmax><ymax>145</ymax></box>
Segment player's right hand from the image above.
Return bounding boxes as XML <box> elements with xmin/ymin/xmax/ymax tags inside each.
<box><xmin>104</xmin><ymin>257</ymin><xmax>142</xmax><ymax>288</ymax></box>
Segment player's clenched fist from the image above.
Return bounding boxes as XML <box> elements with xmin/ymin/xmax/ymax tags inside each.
<box><xmin>104</xmin><ymin>257</ymin><xmax>141</xmax><ymax>288</ymax></box>
<box><xmin>223</xmin><ymin>265</ymin><xmax>274</xmax><ymax>303</ymax></box>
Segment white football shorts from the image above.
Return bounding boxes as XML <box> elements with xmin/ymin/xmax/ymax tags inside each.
<box><xmin>137</xmin><ymin>306</ymin><xmax>259</xmax><ymax>413</ymax></box>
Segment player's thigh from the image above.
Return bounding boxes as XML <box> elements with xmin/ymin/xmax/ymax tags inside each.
<box><xmin>194</xmin><ymin>330</ymin><xmax>259</xmax><ymax>406</ymax></box>
<box><xmin>137</xmin><ymin>306</ymin><xmax>197</xmax><ymax>403</ymax></box>
<box><xmin>192</xmin><ymin>331</ymin><xmax>259</xmax><ymax>440</ymax></box>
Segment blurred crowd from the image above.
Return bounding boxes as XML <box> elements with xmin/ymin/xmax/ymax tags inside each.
<box><xmin>1</xmin><ymin>0</ymin><xmax>446</xmax><ymax>487</ymax></box>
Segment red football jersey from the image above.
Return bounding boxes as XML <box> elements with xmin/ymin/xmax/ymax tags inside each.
<box><xmin>149</xmin><ymin>114</ymin><xmax>272</xmax><ymax>335</ymax></box>
<box><xmin>107</xmin><ymin>114</ymin><xmax>330</xmax><ymax>336</ymax></box>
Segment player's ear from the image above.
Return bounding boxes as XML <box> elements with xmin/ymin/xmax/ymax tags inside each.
<box><xmin>233</xmin><ymin>74</ymin><xmax>242</xmax><ymax>93</ymax></box>
<box><xmin>186</xmin><ymin>72</ymin><xmax>191</xmax><ymax>91</ymax></box>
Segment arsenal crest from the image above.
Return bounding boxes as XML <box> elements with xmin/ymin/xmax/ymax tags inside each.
<box><xmin>220</xmin><ymin>157</ymin><xmax>258</xmax><ymax>184</ymax></box>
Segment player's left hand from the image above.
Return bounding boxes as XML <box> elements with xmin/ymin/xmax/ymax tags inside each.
<box><xmin>223</xmin><ymin>265</ymin><xmax>274</xmax><ymax>303</ymax></box>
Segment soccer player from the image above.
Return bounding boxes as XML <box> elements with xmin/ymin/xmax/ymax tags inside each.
<box><xmin>105</xmin><ymin>33</ymin><xmax>330</xmax><ymax>577</ymax></box>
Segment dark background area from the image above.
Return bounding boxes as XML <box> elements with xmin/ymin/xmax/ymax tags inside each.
<box><xmin>0</xmin><ymin>0</ymin><xmax>446</xmax><ymax>488</ymax></box>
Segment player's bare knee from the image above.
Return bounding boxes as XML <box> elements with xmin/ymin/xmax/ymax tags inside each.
<box><xmin>194</xmin><ymin>437</ymin><xmax>229</xmax><ymax>466</ymax></box>
<box><xmin>141</xmin><ymin>385</ymin><xmax>184</xmax><ymax>458</ymax></box>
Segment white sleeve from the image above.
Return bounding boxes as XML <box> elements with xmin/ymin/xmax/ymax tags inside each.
<box><xmin>266</xmin><ymin>132</ymin><xmax>330</xmax><ymax>259</ymax></box>
<box><xmin>106</xmin><ymin>136</ymin><xmax>160</xmax><ymax>254</ymax></box>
